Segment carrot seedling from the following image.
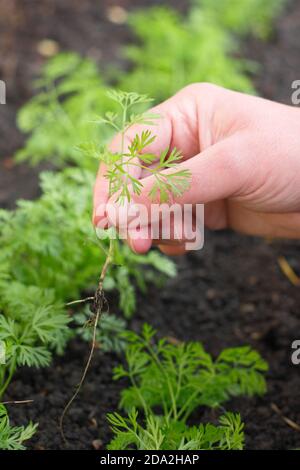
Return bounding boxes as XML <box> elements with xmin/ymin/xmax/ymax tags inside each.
<box><xmin>60</xmin><ymin>90</ymin><xmax>191</xmax><ymax>440</ymax></box>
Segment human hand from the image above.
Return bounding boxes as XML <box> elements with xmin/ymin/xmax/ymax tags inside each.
<box><xmin>93</xmin><ymin>83</ymin><xmax>300</xmax><ymax>255</ymax></box>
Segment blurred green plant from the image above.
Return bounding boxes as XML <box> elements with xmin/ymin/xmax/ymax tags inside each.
<box><xmin>119</xmin><ymin>6</ymin><xmax>255</xmax><ymax>101</ymax></box>
<box><xmin>0</xmin><ymin>167</ymin><xmax>175</xmax><ymax>396</ymax></box>
<box><xmin>15</xmin><ymin>1</ymin><xmax>286</xmax><ymax>169</ymax></box>
<box><xmin>73</xmin><ymin>308</ymin><xmax>127</xmax><ymax>354</ymax></box>
<box><xmin>16</xmin><ymin>53</ymin><xmax>113</xmax><ymax>169</ymax></box>
<box><xmin>197</xmin><ymin>0</ymin><xmax>285</xmax><ymax>38</ymax></box>
<box><xmin>0</xmin><ymin>168</ymin><xmax>173</xmax><ymax>310</ymax></box>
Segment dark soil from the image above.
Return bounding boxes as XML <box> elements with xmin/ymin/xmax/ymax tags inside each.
<box><xmin>2</xmin><ymin>0</ymin><xmax>300</xmax><ymax>451</ymax></box>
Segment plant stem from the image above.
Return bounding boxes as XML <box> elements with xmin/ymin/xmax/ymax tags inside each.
<box><xmin>130</xmin><ymin>374</ymin><xmax>149</xmax><ymax>418</ymax></box>
<box><xmin>177</xmin><ymin>387</ymin><xmax>204</xmax><ymax>422</ymax></box>
<box><xmin>143</xmin><ymin>340</ymin><xmax>178</xmax><ymax>421</ymax></box>
<box><xmin>1</xmin><ymin>399</ymin><xmax>34</xmax><ymax>405</ymax></box>
<box><xmin>60</xmin><ymin>237</ymin><xmax>114</xmax><ymax>443</ymax></box>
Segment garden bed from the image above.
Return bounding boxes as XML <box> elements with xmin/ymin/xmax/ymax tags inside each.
<box><xmin>6</xmin><ymin>233</ymin><xmax>300</xmax><ymax>450</ymax></box>
<box><xmin>1</xmin><ymin>0</ymin><xmax>300</xmax><ymax>451</ymax></box>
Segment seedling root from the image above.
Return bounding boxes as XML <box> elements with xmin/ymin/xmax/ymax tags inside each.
<box><xmin>59</xmin><ymin>240</ymin><xmax>113</xmax><ymax>444</ymax></box>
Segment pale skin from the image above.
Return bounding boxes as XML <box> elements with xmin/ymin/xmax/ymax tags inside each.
<box><xmin>93</xmin><ymin>83</ymin><xmax>300</xmax><ymax>255</ymax></box>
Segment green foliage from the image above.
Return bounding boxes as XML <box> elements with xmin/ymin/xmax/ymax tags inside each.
<box><xmin>119</xmin><ymin>7</ymin><xmax>255</xmax><ymax>101</ymax></box>
<box><xmin>107</xmin><ymin>324</ymin><xmax>267</xmax><ymax>450</ymax></box>
<box><xmin>16</xmin><ymin>53</ymin><xmax>114</xmax><ymax>169</ymax></box>
<box><xmin>0</xmin><ymin>167</ymin><xmax>173</xmax><ymax>307</ymax></box>
<box><xmin>73</xmin><ymin>308</ymin><xmax>127</xmax><ymax>354</ymax></box>
<box><xmin>113</xmin><ymin>325</ymin><xmax>268</xmax><ymax>419</ymax></box>
<box><xmin>0</xmin><ymin>167</ymin><xmax>175</xmax><ymax>395</ymax></box>
<box><xmin>0</xmin><ymin>404</ymin><xmax>37</xmax><ymax>450</ymax></box>
<box><xmin>197</xmin><ymin>0</ymin><xmax>285</xmax><ymax>38</ymax></box>
<box><xmin>107</xmin><ymin>409</ymin><xmax>244</xmax><ymax>450</ymax></box>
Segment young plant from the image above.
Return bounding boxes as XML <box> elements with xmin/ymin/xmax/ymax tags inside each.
<box><xmin>0</xmin><ymin>404</ymin><xmax>37</xmax><ymax>450</ymax></box>
<box><xmin>78</xmin><ymin>89</ymin><xmax>190</xmax><ymax>346</ymax></box>
<box><xmin>118</xmin><ymin>6</ymin><xmax>255</xmax><ymax>101</ymax></box>
<box><xmin>60</xmin><ymin>90</ymin><xmax>191</xmax><ymax>436</ymax></box>
<box><xmin>15</xmin><ymin>2</ymin><xmax>285</xmax><ymax>169</ymax></box>
<box><xmin>107</xmin><ymin>324</ymin><xmax>268</xmax><ymax>450</ymax></box>
<box><xmin>197</xmin><ymin>0</ymin><xmax>285</xmax><ymax>38</ymax></box>
<box><xmin>0</xmin><ymin>168</ymin><xmax>173</xmax><ymax>313</ymax></box>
